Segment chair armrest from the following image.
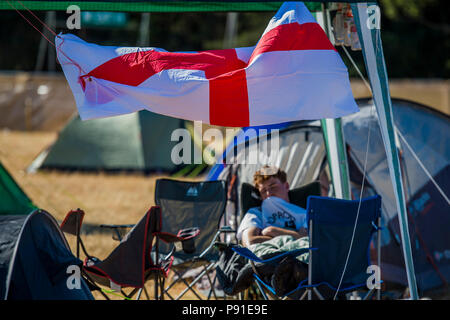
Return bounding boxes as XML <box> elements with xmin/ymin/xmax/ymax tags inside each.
<box><xmin>99</xmin><ymin>224</ymin><xmax>135</xmax><ymax>229</ymax></box>
<box><xmin>155</xmin><ymin>227</ymin><xmax>200</xmax><ymax>254</ymax></box>
<box><xmin>231</xmin><ymin>246</ymin><xmax>316</xmax><ymax>264</ymax></box>
<box><xmin>60</xmin><ymin>209</ymin><xmax>85</xmax><ymax>235</ymax></box>
<box><xmin>155</xmin><ymin>231</ymin><xmax>181</xmax><ymax>243</ymax></box>
<box><xmin>155</xmin><ymin>227</ymin><xmax>200</xmax><ymax>243</ymax></box>
<box><xmin>162</xmin><ymin>245</ymin><xmax>177</xmax><ymax>262</ymax></box>
<box><xmin>177</xmin><ymin>227</ymin><xmax>201</xmax><ymax>240</ymax></box>
<box><xmin>219</xmin><ymin>226</ymin><xmax>236</xmax><ymax>233</ymax></box>
<box><xmin>213</xmin><ymin>241</ymin><xmax>235</xmax><ymax>251</ymax></box>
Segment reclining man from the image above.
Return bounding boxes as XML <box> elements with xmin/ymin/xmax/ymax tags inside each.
<box><xmin>218</xmin><ymin>165</ymin><xmax>310</xmax><ymax>297</ymax></box>
<box><xmin>237</xmin><ymin>165</ymin><xmax>308</xmax><ymax>247</ymax></box>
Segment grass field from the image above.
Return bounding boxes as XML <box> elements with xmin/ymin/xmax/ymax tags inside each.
<box><xmin>0</xmin><ymin>129</ymin><xmax>214</xmax><ymax>300</ymax></box>
<box><xmin>4</xmin><ymin>129</ymin><xmax>450</xmax><ymax>301</ymax></box>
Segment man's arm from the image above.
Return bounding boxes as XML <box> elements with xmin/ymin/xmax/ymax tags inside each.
<box><xmin>261</xmin><ymin>226</ymin><xmax>308</xmax><ymax>239</ymax></box>
<box><xmin>241</xmin><ymin>227</ymin><xmax>273</xmax><ymax>247</ymax></box>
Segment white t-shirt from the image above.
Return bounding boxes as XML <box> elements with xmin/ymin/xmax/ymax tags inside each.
<box><xmin>236</xmin><ymin>196</ymin><xmax>308</xmax><ymax>240</ymax></box>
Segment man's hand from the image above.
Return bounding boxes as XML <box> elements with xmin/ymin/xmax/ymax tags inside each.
<box><xmin>262</xmin><ymin>226</ymin><xmax>307</xmax><ymax>239</ymax></box>
<box><xmin>242</xmin><ymin>227</ymin><xmax>272</xmax><ymax>247</ymax></box>
<box><xmin>242</xmin><ymin>226</ymin><xmax>308</xmax><ymax>247</ymax></box>
<box><xmin>261</xmin><ymin>226</ymin><xmax>286</xmax><ymax>238</ymax></box>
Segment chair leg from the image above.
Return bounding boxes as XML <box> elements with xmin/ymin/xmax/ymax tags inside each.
<box><xmin>312</xmin><ymin>287</ymin><xmax>325</xmax><ymax>300</ymax></box>
<box><xmin>143</xmin><ymin>285</ymin><xmax>151</xmax><ymax>300</ymax></box>
<box><xmin>254</xmin><ymin>280</ymin><xmax>269</xmax><ymax>300</ymax></box>
<box><xmin>126</xmin><ymin>287</ymin><xmax>140</xmax><ymax>300</ymax></box>
<box><xmin>363</xmin><ymin>288</ymin><xmax>375</xmax><ymax>300</ymax></box>
<box><xmin>161</xmin><ymin>273</ymin><xmax>177</xmax><ymax>300</ymax></box>
<box><xmin>161</xmin><ymin>262</ymin><xmax>218</xmax><ymax>300</ymax></box>
<box><xmin>159</xmin><ymin>275</ymin><xmax>165</xmax><ymax>300</ymax></box>
<box><xmin>202</xmin><ymin>263</ymin><xmax>218</xmax><ymax>300</ymax></box>
<box><xmin>163</xmin><ymin>268</ymin><xmax>204</xmax><ymax>300</ymax></box>
<box><xmin>239</xmin><ymin>289</ymin><xmax>247</xmax><ymax>300</ymax></box>
<box><xmin>207</xmin><ymin>271</ymin><xmax>223</xmax><ymax>300</ymax></box>
<box><xmin>76</xmin><ymin>214</ymin><xmax>80</xmax><ymax>259</ymax></box>
<box><xmin>82</xmin><ymin>271</ymin><xmax>110</xmax><ymax>300</ymax></box>
<box><xmin>154</xmin><ymin>272</ymin><xmax>159</xmax><ymax>300</ymax></box>
<box><xmin>300</xmin><ymin>289</ymin><xmax>308</xmax><ymax>300</ymax></box>
<box><xmin>377</xmin><ymin>217</ymin><xmax>382</xmax><ymax>301</ymax></box>
<box><xmin>135</xmin><ymin>288</ymin><xmax>144</xmax><ymax>300</ymax></box>
<box><xmin>174</xmin><ymin>263</ymin><xmax>216</xmax><ymax>300</ymax></box>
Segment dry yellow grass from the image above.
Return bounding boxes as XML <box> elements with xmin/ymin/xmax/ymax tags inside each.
<box><xmin>0</xmin><ymin>130</ymin><xmax>165</xmax><ymax>225</ymax></box>
<box><xmin>0</xmin><ymin>129</ymin><xmax>213</xmax><ymax>300</ymax></box>
<box><xmin>0</xmin><ymin>129</ymin><xmax>203</xmax><ymax>224</ymax></box>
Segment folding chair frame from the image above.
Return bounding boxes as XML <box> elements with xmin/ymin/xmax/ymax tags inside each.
<box><xmin>160</xmin><ymin>226</ymin><xmax>236</xmax><ymax>300</ymax></box>
<box><xmin>301</xmin><ymin>211</ymin><xmax>382</xmax><ymax>300</ymax></box>
<box><xmin>230</xmin><ymin>196</ymin><xmax>382</xmax><ymax>301</ymax></box>
<box><xmin>154</xmin><ymin>179</ymin><xmax>231</xmax><ymax>300</ymax></box>
<box><xmin>60</xmin><ymin>208</ymin><xmax>173</xmax><ymax>300</ymax></box>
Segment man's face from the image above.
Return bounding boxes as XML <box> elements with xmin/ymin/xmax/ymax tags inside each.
<box><xmin>257</xmin><ymin>176</ymin><xmax>289</xmax><ymax>201</ymax></box>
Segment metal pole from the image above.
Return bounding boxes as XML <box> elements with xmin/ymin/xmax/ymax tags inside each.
<box><xmin>223</xmin><ymin>12</ymin><xmax>238</xmax><ymax>49</ymax></box>
<box><xmin>137</xmin><ymin>13</ymin><xmax>151</xmax><ymax>47</ymax></box>
<box><xmin>318</xmin><ymin>4</ymin><xmax>352</xmax><ymax>201</ymax></box>
<box><xmin>377</xmin><ymin>217</ymin><xmax>381</xmax><ymax>300</ymax></box>
<box><xmin>35</xmin><ymin>12</ymin><xmax>50</xmax><ymax>71</ymax></box>
<box><xmin>308</xmin><ymin>218</ymin><xmax>313</xmax><ymax>300</ymax></box>
<box><xmin>47</xmin><ymin>11</ymin><xmax>56</xmax><ymax>71</ymax></box>
<box><xmin>351</xmin><ymin>2</ymin><xmax>419</xmax><ymax>299</ymax></box>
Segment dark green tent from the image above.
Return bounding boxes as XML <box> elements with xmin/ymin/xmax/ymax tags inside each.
<box><xmin>0</xmin><ymin>162</ymin><xmax>35</xmax><ymax>215</ymax></box>
<box><xmin>28</xmin><ymin>110</ymin><xmax>201</xmax><ymax>174</ymax></box>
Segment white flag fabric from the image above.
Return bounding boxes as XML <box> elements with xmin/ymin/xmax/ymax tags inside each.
<box><xmin>56</xmin><ymin>2</ymin><xmax>358</xmax><ymax>127</ymax></box>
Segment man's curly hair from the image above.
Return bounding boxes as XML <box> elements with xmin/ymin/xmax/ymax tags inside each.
<box><xmin>253</xmin><ymin>165</ymin><xmax>287</xmax><ymax>188</ymax></box>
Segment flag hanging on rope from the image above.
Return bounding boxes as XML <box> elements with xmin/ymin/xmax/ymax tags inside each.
<box><xmin>56</xmin><ymin>2</ymin><xmax>359</xmax><ymax>127</ymax></box>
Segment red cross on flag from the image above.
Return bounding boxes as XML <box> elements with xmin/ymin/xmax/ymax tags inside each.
<box><xmin>56</xmin><ymin>2</ymin><xmax>359</xmax><ymax>127</ymax></box>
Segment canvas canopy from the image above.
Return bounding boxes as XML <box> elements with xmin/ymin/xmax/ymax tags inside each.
<box><xmin>0</xmin><ymin>209</ymin><xmax>94</xmax><ymax>299</ymax></box>
<box><xmin>0</xmin><ymin>162</ymin><xmax>35</xmax><ymax>215</ymax></box>
<box><xmin>207</xmin><ymin>98</ymin><xmax>450</xmax><ymax>295</ymax></box>
<box><xmin>0</xmin><ymin>0</ymin><xmax>369</xmax><ymax>12</ymax></box>
<box><xmin>28</xmin><ymin>110</ymin><xmax>201</xmax><ymax>173</ymax></box>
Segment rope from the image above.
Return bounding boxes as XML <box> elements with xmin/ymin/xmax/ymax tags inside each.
<box><xmin>342</xmin><ymin>28</ymin><xmax>449</xmax><ymax>292</ymax></box>
<box><xmin>398</xmin><ymin>151</ymin><xmax>449</xmax><ymax>288</ymax></box>
<box><xmin>342</xmin><ymin>45</ymin><xmax>372</xmax><ymax>94</ymax></box>
<box><xmin>341</xmin><ymin>37</ymin><xmax>448</xmax><ymax>206</ymax></box>
<box><xmin>395</xmin><ymin>129</ymin><xmax>450</xmax><ymax>206</ymax></box>
<box><xmin>322</xmin><ymin>7</ymin><xmax>376</xmax><ymax>299</ymax></box>
<box><xmin>5</xmin><ymin>0</ymin><xmax>56</xmax><ymax>48</ymax></box>
<box><xmin>101</xmin><ymin>288</ymin><xmax>132</xmax><ymax>300</ymax></box>
<box><xmin>14</xmin><ymin>0</ymin><xmax>58</xmax><ymax>37</ymax></box>
<box><xmin>333</xmin><ymin>103</ymin><xmax>375</xmax><ymax>300</ymax></box>
<box><xmin>7</xmin><ymin>0</ymin><xmax>88</xmax><ymax>76</ymax></box>
<box><xmin>336</xmin><ymin>37</ymin><xmax>450</xmax><ymax>296</ymax></box>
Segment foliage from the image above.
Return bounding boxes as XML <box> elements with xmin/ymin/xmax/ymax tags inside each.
<box><xmin>0</xmin><ymin>1</ymin><xmax>448</xmax><ymax>77</ymax></box>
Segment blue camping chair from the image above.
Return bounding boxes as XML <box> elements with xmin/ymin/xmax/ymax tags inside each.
<box><xmin>232</xmin><ymin>195</ymin><xmax>382</xmax><ymax>300</ymax></box>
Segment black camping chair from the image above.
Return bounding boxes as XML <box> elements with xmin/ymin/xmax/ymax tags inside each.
<box><xmin>154</xmin><ymin>178</ymin><xmax>233</xmax><ymax>300</ymax></box>
<box><xmin>235</xmin><ymin>181</ymin><xmax>322</xmax><ymax>299</ymax></box>
<box><xmin>60</xmin><ymin>206</ymin><xmax>198</xmax><ymax>300</ymax></box>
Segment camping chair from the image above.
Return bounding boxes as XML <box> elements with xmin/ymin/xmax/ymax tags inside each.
<box><xmin>299</xmin><ymin>195</ymin><xmax>382</xmax><ymax>300</ymax></box>
<box><xmin>237</xmin><ymin>181</ymin><xmax>322</xmax><ymax>299</ymax></box>
<box><xmin>60</xmin><ymin>206</ymin><xmax>199</xmax><ymax>300</ymax></box>
<box><xmin>154</xmin><ymin>178</ymin><xmax>232</xmax><ymax>300</ymax></box>
<box><xmin>232</xmin><ymin>194</ymin><xmax>382</xmax><ymax>300</ymax></box>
